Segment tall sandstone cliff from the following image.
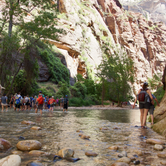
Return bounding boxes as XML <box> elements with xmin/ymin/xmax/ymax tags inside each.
<box><xmin>46</xmin><ymin>0</ymin><xmax>166</xmax><ymax>93</ymax></box>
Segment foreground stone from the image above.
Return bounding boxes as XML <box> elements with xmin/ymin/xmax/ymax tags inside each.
<box><xmin>146</xmin><ymin>139</ymin><xmax>165</xmax><ymax>145</ymax></box>
<box><xmin>154</xmin><ymin>144</ymin><xmax>163</xmax><ymax>151</ymax></box>
<box><xmin>85</xmin><ymin>151</ymin><xmax>98</xmax><ymax>157</ymax></box>
<box><xmin>157</xmin><ymin>152</ymin><xmax>166</xmax><ymax>158</ymax></box>
<box><xmin>57</xmin><ymin>148</ymin><xmax>74</xmax><ymax>158</ymax></box>
<box><xmin>0</xmin><ymin>155</ymin><xmax>21</xmax><ymax>166</ymax></box>
<box><xmin>108</xmin><ymin>146</ymin><xmax>119</xmax><ymax>150</ymax></box>
<box><xmin>30</xmin><ymin>126</ymin><xmax>42</xmax><ymax>130</ymax></box>
<box><xmin>81</xmin><ymin>135</ymin><xmax>90</xmax><ymax>139</ymax></box>
<box><xmin>29</xmin><ymin>150</ymin><xmax>46</xmax><ymax>155</ymax></box>
<box><xmin>21</xmin><ymin>121</ymin><xmax>36</xmax><ymax>125</ymax></box>
<box><xmin>117</xmin><ymin>157</ymin><xmax>131</xmax><ymax>164</ymax></box>
<box><xmin>0</xmin><ymin>138</ymin><xmax>12</xmax><ymax>151</ymax></box>
<box><xmin>111</xmin><ymin>162</ymin><xmax>129</xmax><ymax>166</ymax></box>
<box><xmin>17</xmin><ymin>140</ymin><xmax>42</xmax><ymax>151</ymax></box>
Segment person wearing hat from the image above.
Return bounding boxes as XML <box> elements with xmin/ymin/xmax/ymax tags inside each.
<box><xmin>133</xmin><ymin>82</ymin><xmax>154</xmax><ymax>129</ymax></box>
<box><xmin>49</xmin><ymin>96</ymin><xmax>55</xmax><ymax>112</ymax></box>
<box><xmin>35</xmin><ymin>91</ymin><xmax>44</xmax><ymax>115</ymax></box>
<box><xmin>63</xmin><ymin>95</ymin><xmax>69</xmax><ymax>112</ymax></box>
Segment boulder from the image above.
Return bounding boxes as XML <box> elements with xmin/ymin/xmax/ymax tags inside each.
<box><xmin>0</xmin><ymin>138</ymin><xmax>12</xmax><ymax>151</ymax></box>
<box><xmin>0</xmin><ymin>155</ymin><xmax>21</xmax><ymax>166</ymax></box>
<box><xmin>16</xmin><ymin>140</ymin><xmax>42</xmax><ymax>151</ymax></box>
<box><xmin>154</xmin><ymin>144</ymin><xmax>163</xmax><ymax>151</ymax></box>
<box><xmin>21</xmin><ymin>121</ymin><xmax>36</xmax><ymax>125</ymax></box>
<box><xmin>111</xmin><ymin>162</ymin><xmax>129</xmax><ymax>166</ymax></box>
<box><xmin>85</xmin><ymin>151</ymin><xmax>98</xmax><ymax>157</ymax></box>
<box><xmin>29</xmin><ymin>150</ymin><xmax>45</xmax><ymax>155</ymax></box>
<box><xmin>57</xmin><ymin>148</ymin><xmax>74</xmax><ymax>158</ymax></box>
<box><xmin>146</xmin><ymin>139</ymin><xmax>165</xmax><ymax>145</ymax></box>
<box><xmin>30</xmin><ymin>126</ymin><xmax>42</xmax><ymax>130</ymax></box>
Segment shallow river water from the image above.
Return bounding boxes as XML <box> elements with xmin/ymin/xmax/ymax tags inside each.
<box><xmin>0</xmin><ymin>108</ymin><xmax>165</xmax><ymax>166</ymax></box>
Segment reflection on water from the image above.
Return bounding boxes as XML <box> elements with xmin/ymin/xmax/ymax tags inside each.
<box><xmin>0</xmin><ymin>109</ymin><xmax>164</xmax><ymax>165</ymax></box>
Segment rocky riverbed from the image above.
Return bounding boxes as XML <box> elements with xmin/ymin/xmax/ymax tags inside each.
<box><xmin>0</xmin><ymin>108</ymin><xmax>166</xmax><ymax>166</ymax></box>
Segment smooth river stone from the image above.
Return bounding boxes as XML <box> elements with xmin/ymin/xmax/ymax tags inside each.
<box><xmin>108</xmin><ymin>146</ymin><xmax>119</xmax><ymax>150</ymax></box>
<box><xmin>30</xmin><ymin>126</ymin><xmax>41</xmax><ymax>130</ymax></box>
<box><xmin>85</xmin><ymin>151</ymin><xmax>98</xmax><ymax>157</ymax></box>
<box><xmin>117</xmin><ymin>157</ymin><xmax>131</xmax><ymax>164</ymax></box>
<box><xmin>0</xmin><ymin>154</ymin><xmax>21</xmax><ymax>166</ymax></box>
<box><xmin>111</xmin><ymin>162</ymin><xmax>129</xmax><ymax>166</ymax></box>
<box><xmin>57</xmin><ymin>148</ymin><xmax>74</xmax><ymax>158</ymax></box>
<box><xmin>17</xmin><ymin>140</ymin><xmax>42</xmax><ymax>151</ymax></box>
<box><xmin>146</xmin><ymin>139</ymin><xmax>165</xmax><ymax>145</ymax></box>
<box><xmin>0</xmin><ymin>138</ymin><xmax>12</xmax><ymax>151</ymax></box>
<box><xmin>157</xmin><ymin>152</ymin><xmax>166</xmax><ymax>158</ymax></box>
<box><xmin>154</xmin><ymin>144</ymin><xmax>163</xmax><ymax>151</ymax></box>
<box><xmin>21</xmin><ymin>121</ymin><xmax>36</xmax><ymax>125</ymax></box>
<box><xmin>29</xmin><ymin>150</ymin><xmax>45</xmax><ymax>155</ymax></box>
<box><xmin>81</xmin><ymin>135</ymin><xmax>90</xmax><ymax>139</ymax></box>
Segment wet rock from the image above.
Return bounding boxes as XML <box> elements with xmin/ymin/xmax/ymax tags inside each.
<box><xmin>154</xmin><ymin>144</ymin><xmax>163</xmax><ymax>151</ymax></box>
<box><xmin>29</xmin><ymin>150</ymin><xmax>45</xmax><ymax>155</ymax></box>
<box><xmin>111</xmin><ymin>162</ymin><xmax>129</xmax><ymax>166</ymax></box>
<box><xmin>157</xmin><ymin>152</ymin><xmax>166</xmax><ymax>158</ymax></box>
<box><xmin>0</xmin><ymin>138</ymin><xmax>12</xmax><ymax>151</ymax></box>
<box><xmin>118</xmin><ymin>153</ymin><xmax>124</xmax><ymax>158</ymax></box>
<box><xmin>0</xmin><ymin>154</ymin><xmax>21</xmax><ymax>166</ymax></box>
<box><xmin>26</xmin><ymin>162</ymin><xmax>43</xmax><ymax>166</ymax></box>
<box><xmin>30</xmin><ymin>126</ymin><xmax>41</xmax><ymax>130</ymax></box>
<box><xmin>57</xmin><ymin>148</ymin><xmax>74</xmax><ymax>158</ymax></box>
<box><xmin>11</xmin><ymin>150</ymin><xmax>23</xmax><ymax>155</ymax></box>
<box><xmin>113</xmin><ymin>127</ymin><xmax>121</xmax><ymax>130</ymax></box>
<box><xmin>19</xmin><ymin>136</ymin><xmax>25</xmax><ymax>140</ymax></box>
<box><xmin>53</xmin><ymin>155</ymin><xmax>62</xmax><ymax>162</ymax></box>
<box><xmin>117</xmin><ymin>157</ymin><xmax>131</xmax><ymax>164</ymax></box>
<box><xmin>127</xmin><ymin>154</ymin><xmax>136</xmax><ymax>161</ymax></box>
<box><xmin>108</xmin><ymin>146</ymin><xmax>119</xmax><ymax>150</ymax></box>
<box><xmin>85</xmin><ymin>151</ymin><xmax>98</xmax><ymax>157</ymax></box>
<box><xmin>160</xmin><ymin>161</ymin><xmax>166</xmax><ymax>165</ymax></box>
<box><xmin>21</xmin><ymin>121</ymin><xmax>36</xmax><ymax>125</ymax></box>
<box><xmin>17</xmin><ymin>140</ymin><xmax>42</xmax><ymax>151</ymax></box>
<box><xmin>76</xmin><ymin>130</ymin><xmax>83</xmax><ymax>132</ymax></box>
<box><xmin>133</xmin><ymin>160</ymin><xmax>140</xmax><ymax>165</ymax></box>
<box><xmin>146</xmin><ymin>139</ymin><xmax>165</xmax><ymax>145</ymax></box>
<box><xmin>100</xmin><ymin>127</ymin><xmax>108</xmax><ymax>130</ymax></box>
<box><xmin>81</xmin><ymin>134</ymin><xmax>90</xmax><ymax>139</ymax></box>
<box><xmin>118</xmin><ymin>151</ymin><xmax>127</xmax><ymax>158</ymax></box>
<box><xmin>79</xmin><ymin>133</ymin><xmax>83</xmax><ymax>136</ymax></box>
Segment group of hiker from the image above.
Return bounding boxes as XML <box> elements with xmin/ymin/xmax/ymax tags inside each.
<box><xmin>133</xmin><ymin>82</ymin><xmax>160</xmax><ymax>129</ymax></box>
<box><xmin>0</xmin><ymin>91</ymin><xmax>69</xmax><ymax>115</ymax></box>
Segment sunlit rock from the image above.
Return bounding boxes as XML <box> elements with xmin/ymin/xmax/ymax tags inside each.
<box><xmin>108</xmin><ymin>146</ymin><xmax>119</xmax><ymax>150</ymax></box>
<box><xmin>100</xmin><ymin>127</ymin><xmax>109</xmax><ymax>130</ymax></box>
<box><xmin>134</xmin><ymin>150</ymin><xmax>143</xmax><ymax>156</ymax></box>
<box><xmin>17</xmin><ymin>140</ymin><xmax>42</xmax><ymax>151</ymax></box>
<box><xmin>57</xmin><ymin>148</ymin><xmax>74</xmax><ymax>158</ymax></box>
<box><xmin>11</xmin><ymin>150</ymin><xmax>23</xmax><ymax>155</ymax></box>
<box><xmin>29</xmin><ymin>150</ymin><xmax>46</xmax><ymax>155</ymax></box>
<box><xmin>154</xmin><ymin>144</ymin><xmax>163</xmax><ymax>151</ymax></box>
<box><xmin>146</xmin><ymin>138</ymin><xmax>165</xmax><ymax>145</ymax></box>
<box><xmin>30</xmin><ymin>126</ymin><xmax>42</xmax><ymax>130</ymax></box>
<box><xmin>157</xmin><ymin>152</ymin><xmax>166</xmax><ymax>158</ymax></box>
<box><xmin>81</xmin><ymin>135</ymin><xmax>90</xmax><ymax>139</ymax></box>
<box><xmin>0</xmin><ymin>155</ymin><xmax>21</xmax><ymax>166</ymax></box>
<box><xmin>21</xmin><ymin>121</ymin><xmax>36</xmax><ymax>125</ymax></box>
<box><xmin>85</xmin><ymin>151</ymin><xmax>98</xmax><ymax>157</ymax></box>
<box><xmin>117</xmin><ymin>157</ymin><xmax>131</xmax><ymax>164</ymax></box>
<box><xmin>0</xmin><ymin>138</ymin><xmax>12</xmax><ymax>151</ymax></box>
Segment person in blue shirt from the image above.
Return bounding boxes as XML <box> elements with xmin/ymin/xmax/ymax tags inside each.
<box><xmin>149</xmin><ymin>94</ymin><xmax>160</xmax><ymax>125</ymax></box>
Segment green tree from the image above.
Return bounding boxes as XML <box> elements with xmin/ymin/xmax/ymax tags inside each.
<box><xmin>97</xmin><ymin>46</ymin><xmax>134</xmax><ymax>106</ymax></box>
<box><xmin>0</xmin><ymin>0</ymin><xmax>64</xmax><ymax>93</ymax></box>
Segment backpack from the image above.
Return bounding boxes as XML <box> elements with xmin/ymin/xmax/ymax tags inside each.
<box><xmin>64</xmin><ymin>98</ymin><xmax>68</xmax><ymax>104</ymax></box>
<box><xmin>37</xmin><ymin>95</ymin><xmax>44</xmax><ymax>105</ymax></box>
<box><xmin>138</xmin><ymin>88</ymin><xmax>149</xmax><ymax>103</ymax></box>
<box><xmin>15</xmin><ymin>97</ymin><xmax>21</xmax><ymax>105</ymax></box>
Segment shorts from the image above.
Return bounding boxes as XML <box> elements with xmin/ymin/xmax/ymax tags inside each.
<box><xmin>63</xmin><ymin>104</ymin><xmax>68</xmax><ymax>109</ymax></box>
<box><xmin>139</xmin><ymin>102</ymin><xmax>151</xmax><ymax>109</ymax></box>
<box><xmin>15</xmin><ymin>104</ymin><xmax>20</xmax><ymax>108</ymax></box>
<box><xmin>1</xmin><ymin>103</ymin><xmax>7</xmax><ymax>106</ymax></box>
<box><xmin>26</xmin><ymin>102</ymin><xmax>30</xmax><ymax>106</ymax></box>
<box><xmin>149</xmin><ymin>105</ymin><xmax>154</xmax><ymax>115</ymax></box>
<box><xmin>37</xmin><ymin>104</ymin><xmax>43</xmax><ymax>110</ymax></box>
<box><xmin>50</xmin><ymin>104</ymin><xmax>54</xmax><ymax>107</ymax></box>
<box><xmin>47</xmin><ymin>104</ymin><xmax>50</xmax><ymax>109</ymax></box>
<box><xmin>11</xmin><ymin>101</ymin><xmax>13</xmax><ymax>104</ymax></box>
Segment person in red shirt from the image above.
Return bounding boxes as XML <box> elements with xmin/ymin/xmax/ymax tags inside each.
<box><xmin>49</xmin><ymin>96</ymin><xmax>55</xmax><ymax>112</ymax></box>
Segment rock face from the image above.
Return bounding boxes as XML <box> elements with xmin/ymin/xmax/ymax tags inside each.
<box><xmin>0</xmin><ymin>155</ymin><xmax>21</xmax><ymax>166</ymax></box>
<box><xmin>0</xmin><ymin>138</ymin><xmax>12</xmax><ymax>151</ymax></box>
<box><xmin>16</xmin><ymin>140</ymin><xmax>42</xmax><ymax>151</ymax></box>
<box><xmin>45</xmin><ymin>0</ymin><xmax>166</xmax><ymax>92</ymax></box>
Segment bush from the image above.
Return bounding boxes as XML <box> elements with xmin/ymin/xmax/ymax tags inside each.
<box><xmin>153</xmin><ymin>86</ymin><xmax>165</xmax><ymax>106</ymax></box>
<box><xmin>74</xmin><ymin>82</ymin><xmax>87</xmax><ymax>98</ymax></box>
<box><xmin>56</xmin><ymin>82</ymin><xmax>70</xmax><ymax>98</ymax></box>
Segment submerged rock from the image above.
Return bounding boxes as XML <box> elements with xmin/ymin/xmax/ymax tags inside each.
<box><xmin>29</xmin><ymin>150</ymin><xmax>45</xmax><ymax>155</ymax></box>
<box><xmin>57</xmin><ymin>148</ymin><xmax>74</xmax><ymax>158</ymax></box>
<box><xmin>0</xmin><ymin>138</ymin><xmax>12</xmax><ymax>151</ymax></box>
<box><xmin>146</xmin><ymin>139</ymin><xmax>165</xmax><ymax>145</ymax></box>
<box><xmin>26</xmin><ymin>162</ymin><xmax>43</xmax><ymax>166</ymax></box>
<box><xmin>117</xmin><ymin>157</ymin><xmax>131</xmax><ymax>164</ymax></box>
<box><xmin>0</xmin><ymin>154</ymin><xmax>21</xmax><ymax>166</ymax></box>
<box><xmin>21</xmin><ymin>121</ymin><xmax>36</xmax><ymax>125</ymax></box>
<box><xmin>108</xmin><ymin>146</ymin><xmax>119</xmax><ymax>150</ymax></box>
<box><xmin>17</xmin><ymin>140</ymin><xmax>42</xmax><ymax>151</ymax></box>
<box><xmin>80</xmin><ymin>135</ymin><xmax>90</xmax><ymax>139</ymax></box>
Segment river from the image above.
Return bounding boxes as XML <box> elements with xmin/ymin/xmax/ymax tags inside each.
<box><xmin>0</xmin><ymin>109</ymin><xmax>165</xmax><ymax>165</ymax></box>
